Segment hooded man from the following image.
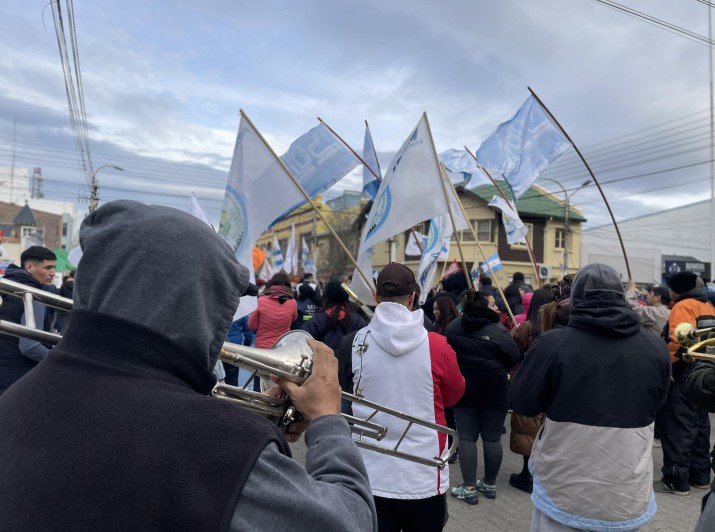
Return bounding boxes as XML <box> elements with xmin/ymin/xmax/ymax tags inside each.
<box><xmin>0</xmin><ymin>245</ymin><xmax>56</xmax><ymax>394</ymax></box>
<box><xmin>511</xmin><ymin>263</ymin><xmax>670</xmax><ymax>531</ymax></box>
<box><xmin>654</xmin><ymin>271</ymin><xmax>715</xmax><ymax>496</ymax></box>
<box><xmin>336</xmin><ymin>262</ymin><xmax>464</xmax><ymax>531</ymax></box>
<box><xmin>0</xmin><ymin>200</ymin><xmax>376</xmax><ymax>532</ymax></box>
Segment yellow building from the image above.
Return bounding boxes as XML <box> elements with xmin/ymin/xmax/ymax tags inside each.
<box><xmin>256</xmin><ymin>184</ymin><xmax>585</xmax><ymax>289</ymax></box>
<box><xmin>367</xmin><ymin>182</ymin><xmax>586</xmax><ymax>289</ymax></box>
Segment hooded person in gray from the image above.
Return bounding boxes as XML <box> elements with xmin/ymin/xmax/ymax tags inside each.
<box><xmin>0</xmin><ymin>200</ymin><xmax>376</xmax><ymax>532</ymax></box>
<box><xmin>511</xmin><ymin>263</ymin><xmax>670</xmax><ymax>531</ymax></box>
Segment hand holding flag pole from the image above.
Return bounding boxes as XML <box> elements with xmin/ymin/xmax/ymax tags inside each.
<box><xmin>464</xmin><ymin>146</ymin><xmax>543</xmax><ymax>288</ymax></box>
<box><xmin>527</xmin><ymin>87</ymin><xmax>631</xmax><ymax>279</ymax></box>
<box><xmin>239</xmin><ymin>110</ymin><xmax>375</xmax><ymax>293</ymax></box>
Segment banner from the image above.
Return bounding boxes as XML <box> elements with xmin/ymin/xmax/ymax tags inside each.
<box><xmin>252</xmin><ymin>246</ymin><xmax>266</xmax><ymax>273</ymax></box>
<box><xmin>362</xmin><ymin>122</ymin><xmax>381</xmax><ymax>201</ymax></box>
<box><xmin>475</xmin><ymin>95</ymin><xmax>571</xmax><ymax>199</ymax></box>
<box><xmin>271</xmin><ymin>123</ymin><xmax>360</xmax><ymax>224</ymax></box>
<box><xmin>283</xmin><ymin>224</ymin><xmax>297</xmax><ymax>275</ymax></box>
<box><xmin>301</xmin><ymin>237</ymin><xmax>317</xmax><ymax>276</ymax></box>
<box><xmin>351</xmin><ymin>115</ymin><xmax>468</xmax><ymax>301</ymax></box>
<box><xmin>257</xmin><ymin>250</ymin><xmax>275</xmax><ymax>282</ymax></box>
<box><xmin>441</xmin><ymin>260</ymin><xmax>460</xmax><ymax>279</ymax></box>
<box><xmin>417</xmin><ymin>216</ymin><xmax>453</xmax><ymax>304</ymax></box>
<box><xmin>487</xmin><ymin>196</ymin><xmax>528</xmax><ymax>244</ymax></box>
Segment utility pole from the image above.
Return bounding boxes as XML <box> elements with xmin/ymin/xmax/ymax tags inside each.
<box><xmin>89</xmin><ymin>165</ymin><xmax>124</xmax><ymax>213</ymax></box>
<box><xmin>541</xmin><ymin>178</ymin><xmax>591</xmax><ymax>275</ymax></box>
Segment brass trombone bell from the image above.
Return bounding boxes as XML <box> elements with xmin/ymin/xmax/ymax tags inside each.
<box><xmin>674</xmin><ymin>322</ymin><xmax>715</xmax><ymax>362</ymax></box>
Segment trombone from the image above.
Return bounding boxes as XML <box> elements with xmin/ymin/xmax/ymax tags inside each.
<box><xmin>674</xmin><ymin>322</ymin><xmax>715</xmax><ymax>362</ymax></box>
<box><xmin>0</xmin><ymin>279</ymin><xmax>457</xmax><ymax>469</ymax></box>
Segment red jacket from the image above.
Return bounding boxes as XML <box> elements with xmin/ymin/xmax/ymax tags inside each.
<box><xmin>248</xmin><ymin>296</ymin><xmax>298</xmax><ymax>349</ymax></box>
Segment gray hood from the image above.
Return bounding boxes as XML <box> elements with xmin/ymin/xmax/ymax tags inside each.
<box><xmin>74</xmin><ymin>200</ymin><xmax>252</xmax><ymax>370</ymax></box>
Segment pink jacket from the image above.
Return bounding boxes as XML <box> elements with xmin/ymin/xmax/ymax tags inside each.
<box><xmin>514</xmin><ymin>292</ymin><xmax>533</xmax><ymax>325</ymax></box>
<box><xmin>248</xmin><ymin>296</ymin><xmax>298</xmax><ymax>349</ymax></box>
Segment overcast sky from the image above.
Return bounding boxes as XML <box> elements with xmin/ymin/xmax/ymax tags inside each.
<box><xmin>0</xmin><ymin>0</ymin><xmax>713</xmax><ymax>228</ymax></box>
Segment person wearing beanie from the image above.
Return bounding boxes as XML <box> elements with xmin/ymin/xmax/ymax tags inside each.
<box><xmin>0</xmin><ymin>200</ymin><xmax>377</xmax><ymax>531</ymax></box>
<box><xmin>503</xmin><ymin>271</ymin><xmax>533</xmax><ymax>315</ymax></box>
<box><xmin>654</xmin><ymin>271</ymin><xmax>715</xmax><ymax>496</ymax></box>
<box><xmin>511</xmin><ymin>264</ymin><xmax>670</xmax><ymax>530</ymax></box>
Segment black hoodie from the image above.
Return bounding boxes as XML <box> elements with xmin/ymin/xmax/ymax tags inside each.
<box><xmin>511</xmin><ymin>263</ymin><xmax>671</xmax><ymax>428</ymax></box>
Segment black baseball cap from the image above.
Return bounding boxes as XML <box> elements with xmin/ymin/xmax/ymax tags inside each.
<box><xmin>376</xmin><ymin>263</ymin><xmax>419</xmax><ymax>297</ymax></box>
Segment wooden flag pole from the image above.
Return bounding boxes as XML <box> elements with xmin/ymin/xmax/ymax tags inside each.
<box><xmin>440</xmin><ymin>163</ymin><xmax>517</xmax><ymax>324</ymax></box>
<box><xmin>318</xmin><ymin>117</ymin><xmax>424</xmax><ymax>254</ymax></box>
<box><xmin>423</xmin><ymin>112</ymin><xmax>473</xmax><ymax>290</ymax></box>
<box><xmin>464</xmin><ymin>146</ymin><xmax>543</xmax><ymax>288</ymax></box>
<box><xmin>527</xmin><ymin>87</ymin><xmax>631</xmax><ymax>278</ymax></box>
<box><xmin>240</xmin><ymin>110</ymin><xmax>375</xmax><ymax>293</ymax></box>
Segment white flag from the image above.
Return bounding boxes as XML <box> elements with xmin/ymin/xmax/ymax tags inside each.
<box><xmin>271</xmin><ymin>235</ymin><xmax>284</xmax><ymax>271</ymax></box>
<box><xmin>417</xmin><ymin>216</ymin><xmax>454</xmax><ymax>305</ymax></box>
<box><xmin>405</xmin><ymin>231</ymin><xmax>427</xmax><ymax>257</ymax></box>
<box><xmin>301</xmin><ymin>237</ymin><xmax>317</xmax><ymax>275</ymax></box>
<box><xmin>188</xmin><ymin>193</ymin><xmax>212</xmax><ymax>227</ymax></box>
<box><xmin>218</xmin><ymin>113</ymin><xmax>330</xmax><ymax>317</ymax></box>
<box><xmin>258</xmin><ymin>250</ymin><xmax>275</xmax><ymax>282</ymax></box>
<box><xmin>351</xmin><ymin>115</ymin><xmax>469</xmax><ymax>302</ymax></box>
<box><xmin>283</xmin><ymin>224</ymin><xmax>297</xmax><ymax>275</ymax></box>
<box><xmin>487</xmin><ymin>196</ymin><xmax>528</xmax><ymax>245</ymax></box>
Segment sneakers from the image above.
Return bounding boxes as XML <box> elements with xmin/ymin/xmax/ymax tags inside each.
<box><xmin>450</xmin><ymin>485</ymin><xmax>479</xmax><ymax>505</ymax></box>
<box><xmin>475</xmin><ymin>479</ymin><xmax>497</xmax><ymax>499</ymax></box>
<box><xmin>690</xmin><ymin>482</ymin><xmax>710</xmax><ymax>490</ymax></box>
<box><xmin>653</xmin><ymin>480</ymin><xmax>689</xmax><ymax>496</ymax></box>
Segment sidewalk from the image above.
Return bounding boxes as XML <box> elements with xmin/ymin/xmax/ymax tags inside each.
<box><xmin>290</xmin><ymin>412</ymin><xmax>712</xmax><ymax>531</ymax></box>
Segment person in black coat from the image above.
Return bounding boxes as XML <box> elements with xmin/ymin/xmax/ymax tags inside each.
<box><xmin>444</xmin><ymin>289</ymin><xmax>519</xmax><ymax>504</ymax></box>
<box><xmin>302</xmin><ymin>282</ymin><xmax>368</xmax><ymax>351</ymax></box>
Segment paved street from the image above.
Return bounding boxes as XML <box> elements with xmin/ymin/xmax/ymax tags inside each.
<box><xmin>290</xmin><ymin>413</ymin><xmax>714</xmax><ymax>531</ymax></box>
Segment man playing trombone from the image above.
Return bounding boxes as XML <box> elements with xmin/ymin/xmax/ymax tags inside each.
<box><xmin>0</xmin><ymin>245</ymin><xmax>56</xmax><ymax>396</ymax></box>
<box><xmin>0</xmin><ymin>201</ymin><xmax>377</xmax><ymax>532</ymax></box>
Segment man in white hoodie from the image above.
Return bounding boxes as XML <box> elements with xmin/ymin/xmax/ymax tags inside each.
<box><xmin>336</xmin><ymin>262</ymin><xmax>465</xmax><ymax>531</ymax></box>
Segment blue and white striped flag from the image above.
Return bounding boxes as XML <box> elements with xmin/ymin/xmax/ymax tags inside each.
<box><xmin>475</xmin><ymin>95</ymin><xmax>571</xmax><ymax>199</ymax></box>
<box><xmin>417</xmin><ymin>216</ymin><xmax>453</xmax><ymax>305</ymax></box>
<box><xmin>480</xmin><ymin>253</ymin><xmax>503</xmax><ymax>274</ymax></box>
<box><xmin>301</xmin><ymin>237</ymin><xmax>316</xmax><ymax>276</ymax></box>
<box><xmin>362</xmin><ymin>122</ymin><xmax>381</xmax><ymax>201</ymax></box>
<box><xmin>271</xmin><ymin>235</ymin><xmax>284</xmax><ymax>271</ymax></box>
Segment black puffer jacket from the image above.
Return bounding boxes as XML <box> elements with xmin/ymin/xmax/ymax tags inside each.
<box><xmin>444</xmin><ymin>306</ymin><xmax>519</xmax><ymax>410</ymax></box>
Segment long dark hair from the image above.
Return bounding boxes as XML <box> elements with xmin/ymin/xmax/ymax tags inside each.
<box><xmin>538</xmin><ymin>300</ymin><xmax>571</xmax><ymax>333</ymax></box>
<box><xmin>526</xmin><ymin>288</ymin><xmax>556</xmax><ymax>336</ymax></box>
<box><xmin>263</xmin><ymin>272</ymin><xmax>293</xmax><ymax>304</ymax></box>
<box><xmin>322</xmin><ymin>282</ymin><xmax>353</xmax><ymax>332</ymax></box>
<box><xmin>433</xmin><ymin>296</ymin><xmax>458</xmax><ymax>335</ymax></box>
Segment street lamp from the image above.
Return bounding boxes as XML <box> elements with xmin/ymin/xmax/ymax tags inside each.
<box><xmin>541</xmin><ymin>178</ymin><xmax>591</xmax><ymax>275</ymax></box>
<box><xmin>89</xmin><ymin>165</ymin><xmax>124</xmax><ymax>213</ymax></box>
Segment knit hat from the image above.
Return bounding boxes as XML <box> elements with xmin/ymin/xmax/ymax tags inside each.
<box><xmin>668</xmin><ymin>271</ymin><xmax>698</xmax><ymax>295</ymax></box>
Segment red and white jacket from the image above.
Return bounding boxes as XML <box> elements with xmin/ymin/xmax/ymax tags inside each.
<box><xmin>347</xmin><ymin>302</ymin><xmax>464</xmax><ymax>499</ymax></box>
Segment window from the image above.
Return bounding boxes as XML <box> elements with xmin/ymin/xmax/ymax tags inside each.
<box><xmin>476</xmin><ymin>220</ymin><xmax>493</xmax><ymax>242</ymax></box>
<box><xmin>62</xmin><ymin>223</ymin><xmax>68</xmax><ymax>237</ymax></box>
<box><xmin>510</xmin><ymin>223</ymin><xmax>533</xmax><ymax>249</ymax></box>
<box><xmin>555</xmin><ymin>229</ymin><xmax>566</xmax><ymax>249</ymax></box>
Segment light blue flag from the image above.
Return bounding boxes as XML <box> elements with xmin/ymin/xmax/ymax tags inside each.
<box><xmin>475</xmin><ymin>95</ymin><xmax>571</xmax><ymax>199</ymax></box>
<box><xmin>480</xmin><ymin>253</ymin><xmax>503</xmax><ymax>274</ymax></box>
<box><xmin>362</xmin><ymin>122</ymin><xmax>381</xmax><ymax>201</ymax></box>
<box><xmin>271</xmin><ymin>123</ymin><xmax>360</xmax><ymax>225</ymax></box>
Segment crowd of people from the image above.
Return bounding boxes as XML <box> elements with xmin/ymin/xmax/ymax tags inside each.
<box><xmin>1</xmin><ymin>200</ymin><xmax>715</xmax><ymax>531</ymax></box>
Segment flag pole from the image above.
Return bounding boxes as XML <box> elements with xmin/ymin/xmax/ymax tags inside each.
<box><xmin>440</xmin><ymin>164</ymin><xmax>516</xmax><ymax>324</ymax></box>
<box><xmin>464</xmin><ymin>146</ymin><xmax>543</xmax><ymax>288</ymax></box>
<box><xmin>318</xmin><ymin>117</ymin><xmax>424</xmax><ymax>254</ymax></box>
<box><xmin>423</xmin><ymin>112</ymin><xmax>473</xmax><ymax>290</ymax></box>
<box><xmin>240</xmin><ymin>110</ymin><xmax>376</xmax><ymax>294</ymax></box>
<box><xmin>527</xmin><ymin>87</ymin><xmax>631</xmax><ymax>278</ymax></box>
